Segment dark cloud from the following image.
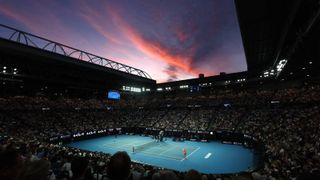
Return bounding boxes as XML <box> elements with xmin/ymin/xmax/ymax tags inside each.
<box><xmin>163</xmin><ymin>65</ymin><xmax>178</xmax><ymax>82</ymax></box>
<box><xmin>0</xmin><ymin>0</ymin><xmax>246</xmax><ymax>81</ymax></box>
<box><xmin>112</xmin><ymin>0</ymin><xmax>246</xmax><ymax>74</ymax></box>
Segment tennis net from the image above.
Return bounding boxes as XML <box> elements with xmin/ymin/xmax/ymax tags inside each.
<box><xmin>133</xmin><ymin>140</ymin><xmax>157</xmax><ymax>152</ymax></box>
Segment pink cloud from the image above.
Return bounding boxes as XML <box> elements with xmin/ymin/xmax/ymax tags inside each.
<box><xmin>76</xmin><ymin>3</ymin><xmax>122</xmax><ymax>45</ymax></box>
<box><xmin>0</xmin><ymin>1</ymin><xmax>229</xmax><ymax>82</ymax></box>
<box><xmin>0</xmin><ymin>4</ymin><xmax>39</xmax><ymax>33</ymax></box>
<box><xmin>107</xmin><ymin>7</ymin><xmax>201</xmax><ymax>77</ymax></box>
<box><xmin>0</xmin><ymin>2</ymin><xmax>88</xmax><ymax>49</ymax></box>
<box><xmin>82</xmin><ymin>15</ymin><xmax>122</xmax><ymax>45</ymax></box>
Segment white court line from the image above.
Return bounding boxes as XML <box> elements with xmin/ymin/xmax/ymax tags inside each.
<box><xmin>204</xmin><ymin>153</ymin><xmax>212</xmax><ymax>159</ymax></box>
<box><xmin>181</xmin><ymin>147</ymin><xmax>200</xmax><ymax>161</ymax></box>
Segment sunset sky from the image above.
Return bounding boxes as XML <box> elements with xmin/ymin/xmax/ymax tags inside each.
<box><xmin>0</xmin><ymin>0</ymin><xmax>247</xmax><ymax>83</ymax></box>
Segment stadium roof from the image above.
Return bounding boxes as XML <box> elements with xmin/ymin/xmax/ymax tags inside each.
<box><xmin>1</xmin><ymin>0</ymin><xmax>319</xmax><ymax>96</ymax></box>
<box><xmin>0</xmin><ymin>24</ymin><xmax>152</xmax><ymax>79</ymax></box>
<box><xmin>156</xmin><ymin>0</ymin><xmax>320</xmax><ymax>90</ymax></box>
<box><xmin>0</xmin><ymin>24</ymin><xmax>156</xmax><ymax>96</ymax></box>
<box><xmin>235</xmin><ymin>0</ymin><xmax>320</xmax><ymax>78</ymax></box>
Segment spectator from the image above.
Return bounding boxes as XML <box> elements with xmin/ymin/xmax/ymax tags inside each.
<box><xmin>106</xmin><ymin>151</ymin><xmax>139</xmax><ymax>180</ymax></box>
<box><xmin>0</xmin><ymin>82</ymin><xmax>319</xmax><ymax>179</ymax></box>
<box><xmin>0</xmin><ymin>148</ymin><xmax>22</xmax><ymax>180</ymax></box>
<box><xmin>15</xmin><ymin>159</ymin><xmax>50</xmax><ymax>180</ymax></box>
<box><xmin>71</xmin><ymin>156</ymin><xmax>92</xmax><ymax>180</ymax></box>
<box><xmin>152</xmin><ymin>170</ymin><xmax>178</xmax><ymax>180</ymax></box>
<box><xmin>185</xmin><ymin>169</ymin><xmax>201</xmax><ymax>180</ymax></box>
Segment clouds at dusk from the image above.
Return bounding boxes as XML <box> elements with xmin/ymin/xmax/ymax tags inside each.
<box><xmin>0</xmin><ymin>0</ymin><xmax>247</xmax><ymax>82</ymax></box>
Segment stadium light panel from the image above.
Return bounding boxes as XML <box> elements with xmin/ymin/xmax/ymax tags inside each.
<box><xmin>276</xmin><ymin>59</ymin><xmax>287</xmax><ymax>73</ymax></box>
<box><xmin>179</xmin><ymin>85</ymin><xmax>188</xmax><ymax>89</ymax></box>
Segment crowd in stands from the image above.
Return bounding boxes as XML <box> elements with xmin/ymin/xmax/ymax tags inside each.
<box><xmin>0</xmin><ymin>83</ymin><xmax>320</xmax><ymax>179</ymax></box>
<box><xmin>238</xmin><ymin>105</ymin><xmax>320</xmax><ymax>179</ymax></box>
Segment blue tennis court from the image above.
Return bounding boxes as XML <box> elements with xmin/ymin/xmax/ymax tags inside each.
<box><xmin>66</xmin><ymin>135</ymin><xmax>255</xmax><ymax>174</ymax></box>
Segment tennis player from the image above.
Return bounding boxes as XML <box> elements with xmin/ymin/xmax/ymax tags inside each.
<box><xmin>183</xmin><ymin>148</ymin><xmax>187</xmax><ymax>159</ymax></box>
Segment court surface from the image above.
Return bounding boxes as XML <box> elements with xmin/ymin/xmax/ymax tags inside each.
<box><xmin>66</xmin><ymin>135</ymin><xmax>255</xmax><ymax>174</ymax></box>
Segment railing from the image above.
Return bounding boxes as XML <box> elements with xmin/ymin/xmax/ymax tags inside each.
<box><xmin>0</xmin><ymin>24</ymin><xmax>152</xmax><ymax>79</ymax></box>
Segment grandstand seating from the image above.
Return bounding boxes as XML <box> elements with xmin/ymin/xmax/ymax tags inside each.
<box><xmin>1</xmin><ymin>83</ymin><xmax>319</xmax><ymax>179</ymax></box>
